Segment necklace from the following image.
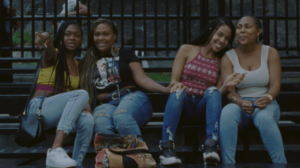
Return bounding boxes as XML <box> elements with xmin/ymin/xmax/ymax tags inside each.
<box><xmin>67</xmin><ymin>61</ymin><xmax>71</xmax><ymax>69</ymax></box>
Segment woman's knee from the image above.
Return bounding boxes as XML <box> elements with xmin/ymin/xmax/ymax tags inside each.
<box><xmin>221</xmin><ymin>104</ymin><xmax>241</xmax><ymax>118</ymax></box>
<box><xmin>74</xmin><ymin>89</ymin><xmax>89</xmax><ymax>100</ymax></box>
<box><xmin>204</xmin><ymin>86</ymin><xmax>221</xmax><ymax>98</ymax></box>
<box><xmin>112</xmin><ymin>109</ymin><xmax>138</xmax><ymax>131</ymax></box>
<box><xmin>253</xmin><ymin>111</ymin><xmax>277</xmax><ymax>128</ymax></box>
<box><xmin>78</xmin><ymin>112</ymin><xmax>94</xmax><ymax>132</ymax></box>
<box><xmin>168</xmin><ymin>89</ymin><xmax>187</xmax><ymax>102</ymax></box>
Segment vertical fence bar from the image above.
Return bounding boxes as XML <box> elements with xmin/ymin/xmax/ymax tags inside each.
<box><xmin>121</xmin><ymin>0</ymin><xmax>124</xmax><ymax>48</ymax></box>
<box><xmin>251</xmin><ymin>0</ymin><xmax>254</xmax><ymax>15</ymax></box>
<box><xmin>9</xmin><ymin>0</ymin><xmax>12</xmax><ymax>57</ymax></box>
<box><xmin>200</xmin><ymin>0</ymin><xmax>206</xmax><ymax>31</ymax></box>
<box><xmin>143</xmin><ymin>0</ymin><xmax>147</xmax><ymax>55</ymax></box>
<box><xmin>0</xmin><ymin>0</ymin><xmax>2</xmax><ymax>57</ymax></box>
<box><xmin>21</xmin><ymin>0</ymin><xmax>24</xmax><ymax>58</ymax></box>
<box><xmin>218</xmin><ymin>0</ymin><xmax>226</xmax><ymax>17</ymax></box>
<box><xmin>87</xmin><ymin>0</ymin><xmax>91</xmax><ymax>47</ymax></box>
<box><xmin>229</xmin><ymin>0</ymin><xmax>232</xmax><ymax>19</ymax></box>
<box><xmin>263</xmin><ymin>0</ymin><xmax>269</xmax><ymax>45</ymax></box>
<box><xmin>183</xmin><ymin>0</ymin><xmax>187</xmax><ymax>44</ymax></box>
<box><xmin>241</xmin><ymin>0</ymin><xmax>244</xmax><ymax>16</ymax></box>
<box><xmin>32</xmin><ymin>0</ymin><xmax>35</xmax><ymax>57</ymax></box>
<box><xmin>76</xmin><ymin>0</ymin><xmax>79</xmax><ymax>25</ymax></box>
<box><xmin>166</xmin><ymin>0</ymin><xmax>169</xmax><ymax>55</ymax></box>
<box><xmin>177</xmin><ymin>0</ymin><xmax>180</xmax><ymax>48</ymax></box>
<box><xmin>154</xmin><ymin>0</ymin><xmax>157</xmax><ymax>55</ymax></box>
<box><xmin>297</xmin><ymin>0</ymin><xmax>299</xmax><ymax>56</ymax></box>
<box><xmin>65</xmin><ymin>0</ymin><xmax>68</xmax><ymax>20</ymax></box>
<box><xmin>54</xmin><ymin>0</ymin><xmax>57</xmax><ymax>35</ymax></box>
<box><xmin>110</xmin><ymin>0</ymin><xmax>113</xmax><ymax>19</ymax></box>
<box><xmin>99</xmin><ymin>0</ymin><xmax>101</xmax><ymax>17</ymax></box>
<box><xmin>132</xmin><ymin>0</ymin><xmax>135</xmax><ymax>51</ymax></box>
<box><xmin>285</xmin><ymin>0</ymin><xmax>288</xmax><ymax>55</ymax></box>
<box><xmin>187</xmin><ymin>0</ymin><xmax>191</xmax><ymax>42</ymax></box>
<box><xmin>274</xmin><ymin>0</ymin><xmax>277</xmax><ymax>49</ymax></box>
<box><xmin>43</xmin><ymin>0</ymin><xmax>46</xmax><ymax>31</ymax></box>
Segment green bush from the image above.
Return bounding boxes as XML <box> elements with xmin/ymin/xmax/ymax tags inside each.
<box><xmin>13</xmin><ymin>31</ymin><xmax>54</xmax><ymax>46</ymax></box>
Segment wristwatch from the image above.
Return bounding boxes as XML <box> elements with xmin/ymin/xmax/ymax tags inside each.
<box><xmin>265</xmin><ymin>94</ymin><xmax>273</xmax><ymax>102</ymax></box>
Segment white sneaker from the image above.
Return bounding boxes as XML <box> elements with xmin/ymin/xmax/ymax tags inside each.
<box><xmin>46</xmin><ymin>147</ymin><xmax>77</xmax><ymax>167</ymax></box>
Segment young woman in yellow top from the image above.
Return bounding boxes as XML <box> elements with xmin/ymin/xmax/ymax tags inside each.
<box><xmin>29</xmin><ymin>20</ymin><xmax>93</xmax><ymax>167</ymax></box>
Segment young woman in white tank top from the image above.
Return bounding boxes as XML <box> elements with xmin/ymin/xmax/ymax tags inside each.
<box><xmin>219</xmin><ymin>16</ymin><xmax>287</xmax><ymax>164</ymax></box>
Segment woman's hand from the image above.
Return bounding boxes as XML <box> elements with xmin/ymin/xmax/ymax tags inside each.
<box><xmin>82</xmin><ymin>102</ymin><xmax>93</xmax><ymax>115</ymax></box>
<box><xmin>170</xmin><ymin>83</ymin><xmax>186</xmax><ymax>93</ymax></box>
<box><xmin>242</xmin><ymin>100</ymin><xmax>255</xmax><ymax>115</ymax></box>
<box><xmin>253</xmin><ymin>96</ymin><xmax>271</xmax><ymax>109</ymax></box>
<box><xmin>35</xmin><ymin>32</ymin><xmax>50</xmax><ymax>50</ymax></box>
<box><xmin>223</xmin><ymin>72</ymin><xmax>246</xmax><ymax>87</ymax></box>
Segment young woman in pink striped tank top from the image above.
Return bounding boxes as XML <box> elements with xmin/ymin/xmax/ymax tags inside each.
<box><xmin>159</xmin><ymin>17</ymin><xmax>246</xmax><ymax>166</ymax></box>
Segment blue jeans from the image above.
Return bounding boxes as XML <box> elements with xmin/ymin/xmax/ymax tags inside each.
<box><xmin>162</xmin><ymin>87</ymin><xmax>222</xmax><ymax>141</ymax></box>
<box><xmin>219</xmin><ymin>98</ymin><xmax>287</xmax><ymax>164</ymax></box>
<box><xmin>28</xmin><ymin>90</ymin><xmax>94</xmax><ymax>166</ymax></box>
<box><xmin>93</xmin><ymin>91</ymin><xmax>152</xmax><ymax>140</ymax></box>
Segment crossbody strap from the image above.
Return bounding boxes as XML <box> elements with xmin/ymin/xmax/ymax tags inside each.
<box><xmin>24</xmin><ymin>57</ymin><xmax>55</xmax><ymax>117</ymax></box>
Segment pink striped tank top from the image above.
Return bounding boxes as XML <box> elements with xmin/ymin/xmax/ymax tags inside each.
<box><xmin>181</xmin><ymin>47</ymin><xmax>218</xmax><ymax>96</ymax></box>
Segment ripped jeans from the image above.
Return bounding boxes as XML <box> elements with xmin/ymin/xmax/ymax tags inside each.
<box><xmin>27</xmin><ymin>90</ymin><xmax>94</xmax><ymax>166</ymax></box>
<box><xmin>162</xmin><ymin>87</ymin><xmax>222</xmax><ymax>141</ymax></box>
<box><xmin>93</xmin><ymin>90</ymin><xmax>152</xmax><ymax>140</ymax></box>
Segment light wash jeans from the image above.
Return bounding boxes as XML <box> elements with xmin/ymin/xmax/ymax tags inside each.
<box><xmin>220</xmin><ymin>97</ymin><xmax>287</xmax><ymax>164</ymax></box>
<box><xmin>93</xmin><ymin>91</ymin><xmax>152</xmax><ymax>140</ymax></box>
<box><xmin>162</xmin><ymin>87</ymin><xmax>222</xmax><ymax>141</ymax></box>
<box><xmin>27</xmin><ymin>89</ymin><xmax>94</xmax><ymax>166</ymax></box>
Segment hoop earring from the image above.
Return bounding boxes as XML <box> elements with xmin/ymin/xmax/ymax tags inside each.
<box><xmin>236</xmin><ymin>38</ymin><xmax>239</xmax><ymax>44</ymax></box>
<box><xmin>111</xmin><ymin>43</ymin><xmax>119</xmax><ymax>57</ymax></box>
<box><xmin>257</xmin><ymin>36</ymin><xmax>259</xmax><ymax>43</ymax></box>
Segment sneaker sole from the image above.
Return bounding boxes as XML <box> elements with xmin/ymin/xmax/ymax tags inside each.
<box><xmin>159</xmin><ymin>156</ymin><xmax>181</xmax><ymax>166</ymax></box>
<box><xmin>203</xmin><ymin>152</ymin><xmax>220</xmax><ymax>163</ymax></box>
<box><xmin>46</xmin><ymin>161</ymin><xmax>77</xmax><ymax>168</ymax></box>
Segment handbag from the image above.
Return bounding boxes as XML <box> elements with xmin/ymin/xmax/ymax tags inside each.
<box><xmin>14</xmin><ymin>58</ymin><xmax>49</xmax><ymax>147</ymax></box>
<box><xmin>94</xmin><ymin>133</ymin><xmax>156</xmax><ymax>168</ymax></box>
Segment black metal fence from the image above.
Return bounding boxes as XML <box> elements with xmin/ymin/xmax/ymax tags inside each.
<box><xmin>0</xmin><ymin>0</ymin><xmax>299</xmax><ymax>82</ymax></box>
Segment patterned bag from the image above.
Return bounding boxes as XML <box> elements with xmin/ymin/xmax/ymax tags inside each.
<box><xmin>94</xmin><ymin>133</ymin><xmax>156</xmax><ymax>168</ymax></box>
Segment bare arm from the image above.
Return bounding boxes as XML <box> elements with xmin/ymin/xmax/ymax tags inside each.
<box><xmin>253</xmin><ymin>47</ymin><xmax>281</xmax><ymax>108</ymax></box>
<box><xmin>221</xmin><ymin>54</ymin><xmax>254</xmax><ymax>114</ymax></box>
<box><xmin>34</xmin><ymin>32</ymin><xmax>57</xmax><ymax>68</ymax></box>
<box><xmin>217</xmin><ymin>55</ymin><xmax>245</xmax><ymax>96</ymax></box>
<box><xmin>130</xmin><ymin>62</ymin><xmax>169</xmax><ymax>93</ymax></box>
<box><xmin>68</xmin><ymin>4</ymin><xmax>92</xmax><ymax>15</ymax></box>
<box><xmin>169</xmin><ymin>45</ymin><xmax>190</xmax><ymax>86</ymax></box>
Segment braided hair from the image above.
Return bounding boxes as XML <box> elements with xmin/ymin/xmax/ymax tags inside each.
<box><xmin>189</xmin><ymin>17</ymin><xmax>236</xmax><ymax>58</ymax></box>
<box><xmin>52</xmin><ymin>20</ymin><xmax>83</xmax><ymax>93</ymax></box>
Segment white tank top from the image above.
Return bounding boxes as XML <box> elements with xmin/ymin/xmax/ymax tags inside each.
<box><xmin>225</xmin><ymin>45</ymin><xmax>270</xmax><ymax>98</ymax></box>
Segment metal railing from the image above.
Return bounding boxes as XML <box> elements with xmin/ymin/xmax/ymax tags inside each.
<box><xmin>0</xmin><ymin>0</ymin><xmax>300</xmax><ymax>83</ymax></box>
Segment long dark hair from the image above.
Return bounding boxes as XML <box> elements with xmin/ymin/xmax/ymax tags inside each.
<box><xmin>79</xmin><ymin>18</ymin><xmax>118</xmax><ymax>107</ymax></box>
<box><xmin>189</xmin><ymin>17</ymin><xmax>235</xmax><ymax>57</ymax></box>
<box><xmin>52</xmin><ymin>20</ymin><xmax>83</xmax><ymax>93</ymax></box>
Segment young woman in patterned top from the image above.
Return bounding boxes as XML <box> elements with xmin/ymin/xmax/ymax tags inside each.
<box><xmin>159</xmin><ymin>17</ymin><xmax>245</xmax><ymax>166</ymax></box>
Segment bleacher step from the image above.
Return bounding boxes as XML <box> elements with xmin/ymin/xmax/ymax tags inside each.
<box><xmin>1</xmin><ymin>144</ymin><xmax>300</xmax><ymax>158</ymax></box>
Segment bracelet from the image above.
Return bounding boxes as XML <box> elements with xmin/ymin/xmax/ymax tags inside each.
<box><xmin>264</xmin><ymin>94</ymin><xmax>273</xmax><ymax>102</ymax></box>
<box><xmin>231</xmin><ymin>94</ymin><xmax>241</xmax><ymax>102</ymax></box>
